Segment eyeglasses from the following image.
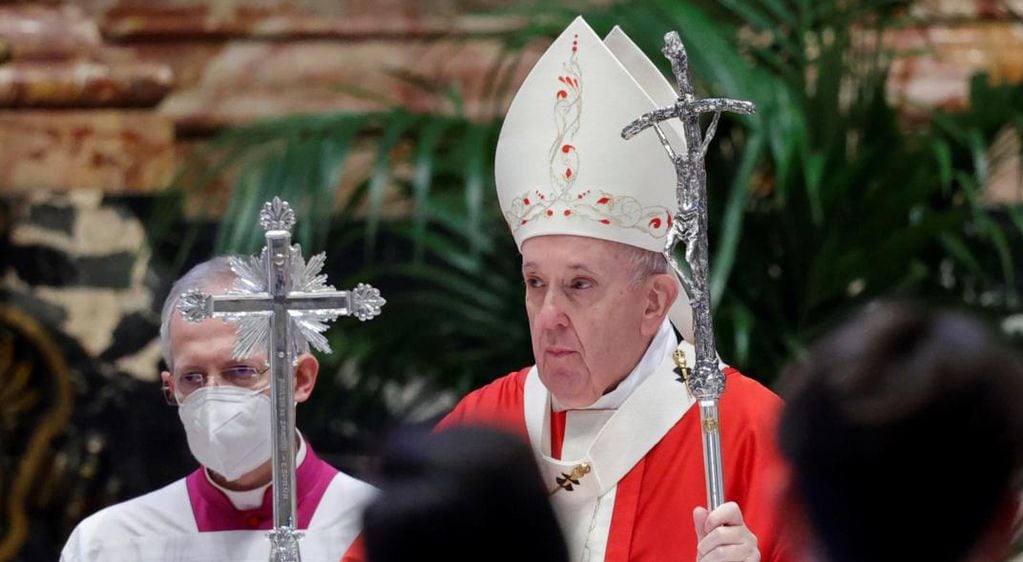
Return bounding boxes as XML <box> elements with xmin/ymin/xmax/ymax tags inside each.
<box><xmin>164</xmin><ymin>364</ymin><xmax>270</xmax><ymax>404</ymax></box>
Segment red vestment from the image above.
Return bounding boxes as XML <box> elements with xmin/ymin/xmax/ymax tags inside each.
<box><xmin>438</xmin><ymin>366</ymin><xmax>794</xmax><ymax>562</ymax></box>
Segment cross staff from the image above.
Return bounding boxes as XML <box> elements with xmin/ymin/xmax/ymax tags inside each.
<box><xmin>178</xmin><ymin>197</ymin><xmax>385</xmax><ymax>562</ymax></box>
<box><xmin>621</xmin><ymin>31</ymin><xmax>755</xmax><ymax>510</ymax></box>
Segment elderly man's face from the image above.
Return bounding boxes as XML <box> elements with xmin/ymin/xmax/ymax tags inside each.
<box><xmin>521</xmin><ymin>235</ymin><xmax>668</xmax><ymax>408</ymax></box>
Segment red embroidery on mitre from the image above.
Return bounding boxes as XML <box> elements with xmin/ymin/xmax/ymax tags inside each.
<box><xmin>502</xmin><ymin>28</ymin><xmax>670</xmax><ymax>240</ymax></box>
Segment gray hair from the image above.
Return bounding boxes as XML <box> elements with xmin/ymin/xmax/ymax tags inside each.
<box><xmin>160</xmin><ymin>256</ymin><xmax>313</xmax><ymax>370</ymax></box>
<box><xmin>160</xmin><ymin>257</ymin><xmax>238</xmax><ymax>370</ymax></box>
<box><xmin>621</xmin><ymin>245</ymin><xmax>671</xmax><ymax>285</ymax></box>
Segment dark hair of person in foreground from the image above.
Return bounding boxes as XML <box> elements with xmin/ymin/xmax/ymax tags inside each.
<box><xmin>363</xmin><ymin>424</ymin><xmax>569</xmax><ymax>562</ymax></box>
<box><xmin>777</xmin><ymin>300</ymin><xmax>1023</xmax><ymax>562</ymax></box>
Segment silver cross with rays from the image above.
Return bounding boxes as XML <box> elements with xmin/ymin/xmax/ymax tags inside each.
<box><xmin>621</xmin><ymin>31</ymin><xmax>755</xmax><ymax>510</ymax></box>
<box><xmin>177</xmin><ymin>197</ymin><xmax>385</xmax><ymax>562</ymax></box>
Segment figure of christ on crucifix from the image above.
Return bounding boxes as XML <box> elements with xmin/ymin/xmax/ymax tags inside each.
<box><xmin>621</xmin><ymin>29</ymin><xmax>756</xmax><ymax>511</ymax></box>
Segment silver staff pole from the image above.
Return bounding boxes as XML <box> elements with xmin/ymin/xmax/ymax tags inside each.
<box><xmin>622</xmin><ymin>31</ymin><xmax>756</xmax><ymax>509</ymax></box>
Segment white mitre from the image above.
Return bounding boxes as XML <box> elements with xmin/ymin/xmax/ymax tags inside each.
<box><xmin>495</xmin><ymin>16</ymin><xmax>695</xmax><ymax>340</ymax></box>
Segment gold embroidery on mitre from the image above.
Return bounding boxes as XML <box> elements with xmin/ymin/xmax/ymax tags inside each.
<box><xmin>504</xmin><ymin>34</ymin><xmax>672</xmax><ymax>239</ymax></box>
<box><xmin>550</xmin><ymin>462</ymin><xmax>592</xmax><ymax>495</ymax></box>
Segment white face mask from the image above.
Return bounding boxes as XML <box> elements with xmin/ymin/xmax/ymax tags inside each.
<box><xmin>178</xmin><ymin>386</ymin><xmax>272</xmax><ymax>481</ymax></box>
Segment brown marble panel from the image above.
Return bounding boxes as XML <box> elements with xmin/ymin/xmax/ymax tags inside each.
<box><xmin>911</xmin><ymin>0</ymin><xmax>1023</xmax><ymax>19</ymax></box>
<box><xmin>106</xmin><ymin>43</ymin><xmax>224</xmax><ymax>92</ymax></box>
<box><xmin>0</xmin><ymin>111</ymin><xmax>174</xmax><ymax>191</ymax></box>
<box><xmin>0</xmin><ymin>5</ymin><xmax>102</xmax><ymax>60</ymax></box>
<box><xmin>100</xmin><ymin>3</ymin><xmax>524</xmax><ymax>40</ymax></box>
<box><xmin>0</xmin><ymin>60</ymin><xmax>173</xmax><ymax>108</ymax></box>
<box><xmin>886</xmin><ymin>22</ymin><xmax>1023</xmax><ymax>110</ymax></box>
<box><xmin>159</xmin><ymin>38</ymin><xmax>540</xmax><ymax>133</ymax></box>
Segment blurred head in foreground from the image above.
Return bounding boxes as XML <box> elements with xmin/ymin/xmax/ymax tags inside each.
<box><xmin>363</xmin><ymin>425</ymin><xmax>568</xmax><ymax>562</ymax></box>
<box><xmin>778</xmin><ymin>300</ymin><xmax>1023</xmax><ymax>562</ymax></box>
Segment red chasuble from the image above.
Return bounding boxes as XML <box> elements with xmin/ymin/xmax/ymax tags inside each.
<box><xmin>438</xmin><ymin>366</ymin><xmax>794</xmax><ymax>562</ymax></box>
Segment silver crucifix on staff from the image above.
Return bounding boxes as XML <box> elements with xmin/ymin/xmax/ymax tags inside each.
<box><xmin>622</xmin><ymin>31</ymin><xmax>756</xmax><ymax>510</ymax></box>
<box><xmin>177</xmin><ymin>197</ymin><xmax>385</xmax><ymax>562</ymax></box>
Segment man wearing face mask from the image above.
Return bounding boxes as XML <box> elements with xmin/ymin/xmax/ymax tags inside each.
<box><xmin>60</xmin><ymin>257</ymin><xmax>376</xmax><ymax>562</ymax></box>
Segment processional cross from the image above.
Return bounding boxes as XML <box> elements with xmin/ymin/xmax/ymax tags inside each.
<box><xmin>622</xmin><ymin>32</ymin><xmax>756</xmax><ymax>509</ymax></box>
<box><xmin>178</xmin><ymin>197</ymin><xmax>385</xmax><ymax>561</ymax></box>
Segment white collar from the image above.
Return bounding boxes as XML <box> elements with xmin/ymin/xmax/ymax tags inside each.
<box><xmin>551</xmin><ymin>318</ymin><xmax>677</xmax><ymax>412</ymax></box>
<box><xmin>206</xmin><ymin>433</ymin><xmax>308</xmax><ymax>511</ymax></box>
